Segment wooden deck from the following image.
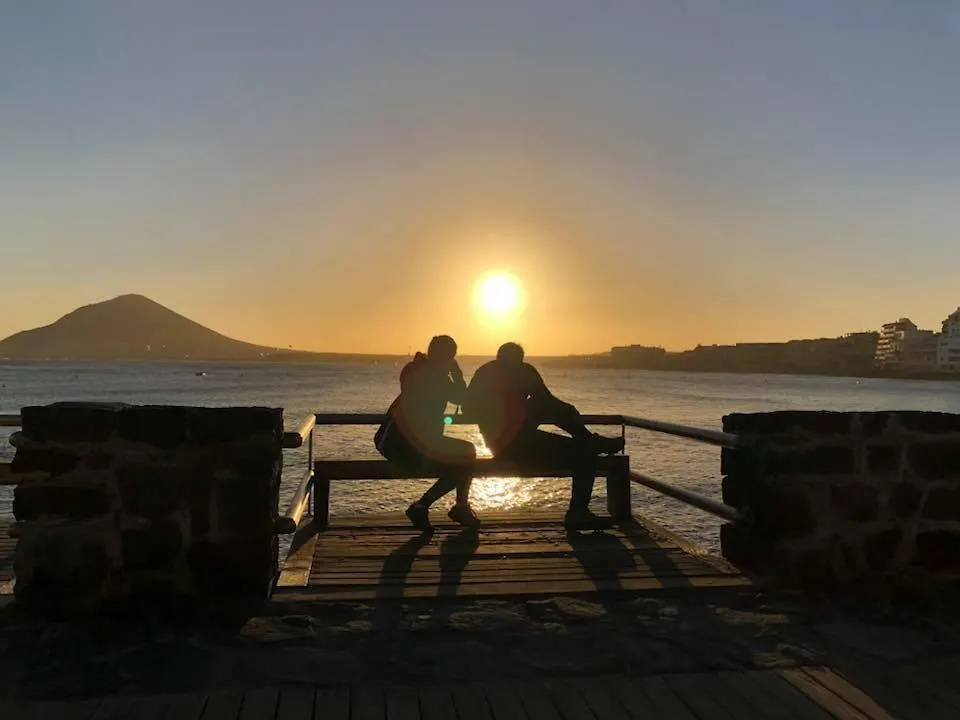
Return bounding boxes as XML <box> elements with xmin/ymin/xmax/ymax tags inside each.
<box><xmin>5</xmin><ymin>662</ymin><xmax>959</xmax><ymax>719</ymax></box>
<box><xmin>275</xmin><ymin>512</ymin><xmax>749</xmax><ymax>600</ymax></box>
<box><xmin>0</xmin><ymin>521</ymin><xmax>14</xmax><ymax>595</ymax></box>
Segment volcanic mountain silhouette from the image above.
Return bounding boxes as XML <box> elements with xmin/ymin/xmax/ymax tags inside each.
<box><xmin>0</xmin><ymin>294</ymin><xmax>294</xmax><ymax>360</ymax></box>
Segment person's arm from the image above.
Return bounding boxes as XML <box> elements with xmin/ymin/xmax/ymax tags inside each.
<box><xmin>447</xmin><ymin>360</ymin><xmax>468</xmax><ymax>405</ymax></box>
<box><xmin>524</xmin><ymin>364</ymin><xmax>591</xmax><ymax>439</ymax></box>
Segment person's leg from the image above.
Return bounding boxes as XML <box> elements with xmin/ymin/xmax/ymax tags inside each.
<box><xmin>527</xmin><ymin>398</ymin><xmax>624</xmax><ymax>455</ymax></box>
<box><xmin>409</xmin><ymin>435</ymin><xmax>479</xmax><ymax>529</ymax></box>
<box><xmin>503</xmin><ymin>429</ymin><xmax>611</xmax><ymax>529</ymax></box>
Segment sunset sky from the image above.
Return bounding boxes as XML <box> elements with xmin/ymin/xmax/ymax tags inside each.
<box><xmin>3</xmin><ymin>2</ymin><xmax>959</xmax><ymax>355</ymax></box>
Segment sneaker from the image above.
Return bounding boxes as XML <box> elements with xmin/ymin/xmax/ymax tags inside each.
<box><xmin>564</xmin><ymin>508</ymin><xmax>614</xmax><ymax>531</ymax></box>
<box><xmin>448</xmin><ymin>503</ymin><xmax>481</xmax><ymax>529</ymax></box>
<box><xmin>405</xmin><ymin>502</ymin><xmax>433</xmax><ymax>533</ymax></box>
<box><xmin>592</xmin><ymin>433</ymin><xmax>625</xmax><ymax>455</ymax></box>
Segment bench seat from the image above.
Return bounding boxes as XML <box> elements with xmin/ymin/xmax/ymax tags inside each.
<box><xmin>305</xmin><ymin>455</ymin><xmax>632</xmax><ymax>529</ymax></box>
<box><xmin>313</xmin><ymin>455</ymin><xmax>628</xmax><ymax>480</ymax></box>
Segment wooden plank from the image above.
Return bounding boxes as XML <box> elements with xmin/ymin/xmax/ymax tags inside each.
<box><xmin>418</xmin><ymin>685</ymin><xmax>457</xmax><ymax>720</ymax></box>
<box><xmin>539</xmin><ymin>680</ymin><xmax>593</xmax><ymax>720</ymax></box>
<box><xmin>7</xmin><ymin>698</ymin><xmax>102</xmax><ymax>720</ymax></box>
<box><xmin>573</xmin><ymin>678</ymin><xmax>631</xmax><ymax>720</ymax></box>
<box><xmin>483</xmin><ymin>682</ymin><xmax>528</xmax><ymax>720</ymax></box>
<box><xmin>516</xmin><ymin>682</ymin><xmax>562</xmax><ymax>720</ymax></box>
<box><xmin>276</xmin><ymin>686</ymin><xmax>316</xmax><ymax>720</ymax></box>
<box><xmin>604</xmin><ymin>677</ymin><xmax>661</xmax><ymax>719</ymax></box>
<box><xmin>384</xmin><ymin>687</ymin><xmax>420</xmax><ymax>720</ymax></box>
<box><xmin>352</xmin><ymin>687</ymin><xmax>385</xmax><ymax>720</ymax></box>
<box><xmin>239</xmin><ymin>687</ymin><xmax>280</xmax><ymax>720</ymax></box>
<box><xmin>662</xmin><ymin>673</ymin><xmax>739</xmax><ymax>720</ymax></box>
<box><xmin>800</xmin><ymin>668</ymin><xmax>896</xmax><ymax>720</ymax></box>
<box><xmin>277</xmin><ymin>531</ymin><xmax>320</xmax><ymax>588</ymax></box>
<box><xmin>633</xmin><ymin>677</ymin><xmax>698</xmax><ymax>719</ymax></box>
<box><xmin>89</xmin><ymin>696</ymin><xmax>135</xmax><ymax>719</ymax></box>
<box><xmin>729</xmin><ymin>671</ymin><xmax>831</xmax><ymax>720</ymax></box>
<box><xmin>894</xmin><ymin>660</ymin><xmax>960</xmax><ymax>717</ymax></box>
<box><xmin>314</xmin><ymin>687</ymin><xmax>350</xmax><ymax>720</ymax></box>
<box><xmin>777</xmin><ymin>669</ymin><xmax>871</xmax><ymax>720</ymax></box>
<box><xmin>451</xmin><ymin>684</ymin><xmax>493</xmax><ymax>720</ymax></box>
<box><xmin>201</xmin><ymin>691</ymin><xmax>243</xmax><ymax>720</ymax></box>
<box><xmin>289</xmin><ymin>574</ymin><xmax>749</xmax><ymax>600</ymax></box>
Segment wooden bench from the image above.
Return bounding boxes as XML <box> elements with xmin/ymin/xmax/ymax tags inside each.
<box><xmin>309</xmin><ymin>455</ymin><xmax>631</xmax><ymax>530</ymax></box>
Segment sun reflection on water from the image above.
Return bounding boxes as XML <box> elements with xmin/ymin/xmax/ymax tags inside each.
<box><xmin>448</xmin><ymin>424</ymin><xmax>546</xmax><ymax>512</ymax></box>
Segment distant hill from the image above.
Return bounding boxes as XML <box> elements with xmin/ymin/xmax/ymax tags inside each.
<box><xmin>0</xmin><ymin>294</ymin><xmax>307</xmax><ymax>361</ymax></box>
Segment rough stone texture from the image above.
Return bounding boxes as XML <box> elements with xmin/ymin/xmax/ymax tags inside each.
<box><xmin>721</xmin><ymin>411</ymin><xmax>960</xmax><ymax>587</ymax></box>
<box><xmin>10</xmin><ymin>403</ymin><xmax>283</xmax><ymax>614</ymax></box>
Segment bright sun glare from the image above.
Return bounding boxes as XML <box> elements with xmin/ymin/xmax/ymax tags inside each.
<box><xmin>473</xmin><ymin>271</ymin><xmax>524</xmax><ymax>318</ymax></box>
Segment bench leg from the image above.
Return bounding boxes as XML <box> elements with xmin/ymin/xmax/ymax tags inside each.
<box><xmin>606</xmin><ymin>456</ymin><xmax>631</xmax><ymax>521</ymax></box>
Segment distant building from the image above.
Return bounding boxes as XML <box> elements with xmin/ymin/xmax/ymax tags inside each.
<box><xmin>610</xmin><ymin>344</ymin><xmax>667</xmax><ymax>368</ymax></box>
<box><xmin>937</xmin><ymin>307</ymin><xmax>960</xmax><ymax>371</ymax></box>
<box><xmin>875</xmin><ymin>318</ymin><xmax>937</xmax><ymax>369</ymax></box>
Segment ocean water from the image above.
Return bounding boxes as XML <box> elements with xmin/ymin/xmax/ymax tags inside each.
<box><xmin>2</xmin><ymin>362</ymin><xmax>959</xmax><ymax>552</ymax></box>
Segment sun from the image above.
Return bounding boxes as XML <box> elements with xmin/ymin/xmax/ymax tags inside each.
<box><xmin>473</xmin><ymin>270</ymin><xmax>524</xmax><ymax>318</ymax></box>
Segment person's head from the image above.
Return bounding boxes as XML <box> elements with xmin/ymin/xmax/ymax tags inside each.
<box><xmin>496</xmin><ymin>342</ymin><xmax>525</xmax><ymax>366</ymax></box>
<box><xmin>427</xmin><ymin>334</ymin><xmax>458</xmax><ymax>366</ymax></box>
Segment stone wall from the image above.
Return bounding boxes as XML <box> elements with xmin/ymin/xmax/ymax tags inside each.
<box><xmin>721</xmin><ymin>411</ymin><xmax>960</xmax><ymax>587</ymax></box>
<box><xmin>10</xmin><ymin>403</ymin><xmax>283</xmax><ymax>614</ymax></box>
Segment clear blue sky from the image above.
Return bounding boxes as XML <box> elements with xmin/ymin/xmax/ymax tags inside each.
<box><xmin>2</xmin><ymin>1</ymin><xmax>959</xmax><ymax>353</ymax></box>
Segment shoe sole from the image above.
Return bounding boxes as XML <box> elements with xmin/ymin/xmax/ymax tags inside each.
<box><xmin>448</xmin><ymin>514</ymin><xmax>481</xmax><ymax>530</ymax></box>
<box><xmin>405</xmin><ymin>510</ymin><xmax>433</xmax><ymax>533</ymax></box>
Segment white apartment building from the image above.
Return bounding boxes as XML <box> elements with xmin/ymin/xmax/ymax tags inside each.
<box><xmin>875</xmin><ymin>318</ymin><xmax>938</xmax><ymax>368</ymax></box>
<box><xmin>937</xmin><ymin>307</ymin><xmax>960</xmax><ymax>371</ymax></box>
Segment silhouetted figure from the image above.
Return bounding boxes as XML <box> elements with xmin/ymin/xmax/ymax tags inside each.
<box><xmin>466</xmin><ymin>342</ymin><xmax>623</xmax><ymax>530</ymax></box>
<box><xmin>375</xmin><ymin>335</ymin><xmax>479</xmax><ymax>532</ymax></box>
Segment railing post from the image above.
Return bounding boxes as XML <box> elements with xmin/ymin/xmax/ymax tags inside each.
<box><xmin>315</xmin><ymin>472</ymin><xmax>330</xmax><ymax>531</ymax></box>
<box><xmin>606</xmin><ymin>455</ymin><xmax>632</xmax><ymax>521</ymax></box>
<box><xmin>306</xmin><ymin>428</ymin><xmax>314</xmax><ymax>517</ymax></box>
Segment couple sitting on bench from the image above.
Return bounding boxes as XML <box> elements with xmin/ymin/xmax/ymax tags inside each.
<box><xmin>374</xmin><ymin>335</ymin><xmax>624</xmax><ymax>532</ymax></box>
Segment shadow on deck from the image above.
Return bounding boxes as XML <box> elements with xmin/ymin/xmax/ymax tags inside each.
<box><xmin>274</xmin><ymin>511</ymin><xmax>749</xmax><ymax>601</ymax></box>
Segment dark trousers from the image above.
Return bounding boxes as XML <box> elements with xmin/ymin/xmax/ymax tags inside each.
<box><xmin>378</xmin><ymin>431</ymin><xmax>474</xmax><ymax>507</ymax></box>
<box><xmin>497</xmin><ymin>429</ymin><xmax>597</xmax><ymax>511</ymax></box>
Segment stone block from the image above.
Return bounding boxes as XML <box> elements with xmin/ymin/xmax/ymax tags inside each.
<box><xmin>11</xmin><ymin>446</ymin><xmax>81</xmax><ymax>476</ymax></box>
<box><xmin>768</xmin><ymin>445</ymin><xmax>856</xmax><ymax>476</ymax></box>
<box><xmin>20</xmin><ymin>402</ymin><xmax>126</xmax><ymax>442</ymax></box>
<box><xmin>922</xmin><ymin>486</ymin><xmax>960</xmax><ymax>522</ymax></box>
<box><xmin>907</xmin><ymin>441</ymin><xmax>960</xmax><ymax>480</ymax></box>
<box><xmin>863</xmin><ymin>529</ymin><xmax>903</xmax><ymax>573</ymax></box>
<box><xmin>117</xmin><ymin>406</ymin><xmax>188</xmax><ymax>447</ymax></box>
<box><xmin>187</xmin><ymin>475</ymin><xmax>213</xmax><ymax>536</ymax></box>
<box><xmin>859</xmin><ymin>412</ymin><xmax>893</xmax><ymax>437</ymax></box>
<box><xmin>188</xmin><ymin>535</ymin><xmax>277</xmax><ymax>597</ymax></box>
<box><xmin>913</xmin><ymin>531</ymin><xmax>960</xmax><ymax>571</ymax></box>
<box><xmin>121</xmin><ymin>519</ymin><xmax>184</xmax><ymax>571</ymax></box>
<box><xmin>117</xmin><ymin>463</ymin><xmax>185</xmax><ymax>520</ymax></box>
<box><xmin>723</xmin><ymin>411</ymin><xmax>852</xmax><ymax>437</ymax></box>
<box><xmin>13</xmin><ymin>479</ymin><xmax>112</xmax><ymax>520</ymax></box>
<box><xmin>14</xmin><ymin>515</ymin><xmax>119</xmax><ymax>612</ymax></box>
<box><xmin>895</xmin><ymin>412</ymin><xmax>960</xmax><ymax>434</ymax></box>
<box><xmin>831</xmin><ymin>480</ymin><xmax>880</xmax><ymax>523</ymax></box>
<box><xmin>753</xmin><ymin>486</ymin><xmax>818</xmax><ymax>540</ymax></box>
<box><xmin>889</xmin><ymin>481</ymin><xmax>923</xmax><ymax>519</ymax></box>
<box><xmin>185</xmin><ymin>407</ymin><xmax>283</xmax><ymax>444</ymax></box>
<box><xmin>865</xmin><ymin>445</ymin><xmax>901</xmax><ymax>476</ymax></box>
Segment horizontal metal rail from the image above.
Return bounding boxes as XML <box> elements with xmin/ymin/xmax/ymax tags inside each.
<box><xmin>629</xmin><ymin>470</ymin><xmax>747</xmax><ymax>523</ymax></box>
<box><xmin>277</xmin><ymin>467</ymin><xmax>314</xmax><ymax>534</ymax></box>
<box><xmin>620</xmin><ymin>415</ymin><xmax>742</xmax><ymax>448</ymax></box>
<box><xmin>282</xmin><ymin>413</ymin><xmax>317</xmax><ymax>449</ymax></box>
<box><xmin>313</xmin><ymin>412</ymin><xmax>624</xmax><ymax>426</ymax></box>
<box><xmin>0</xmin><ymin>414</ymin><xmax>20</xmax><ymax>428</ymax></box>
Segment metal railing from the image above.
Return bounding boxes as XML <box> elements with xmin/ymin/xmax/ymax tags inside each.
<box><xmin>278</xmin><ymin>411</ymin><xmax>749</xmax><ymax>532</ymax></box>
<box><xmin>2</xmin><ymin>409</ymin><xmax>749</xmax><ymax>531</ymax></box>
